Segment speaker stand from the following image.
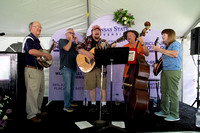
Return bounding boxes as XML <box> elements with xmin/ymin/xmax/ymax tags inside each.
<box><xmin>192</xmin><ymin>55</ymin><xmax>200</xmax><ymax>108</ymax></box>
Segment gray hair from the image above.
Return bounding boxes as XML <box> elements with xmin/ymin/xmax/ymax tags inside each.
<box><xmin>29</xmin><ymin>22</ymin><xmax>34</xmax><ymax>32</ymax></box>
<box><xmin>65</xmin><ymin>28</ymin><xmax>74</xmax><ymax>33</ymax></box>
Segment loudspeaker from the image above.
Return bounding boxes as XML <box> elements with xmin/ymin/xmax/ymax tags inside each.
<box><xmin>190</xmin><ymin>27</ymin><xmax>200</xmax><ymax>55</ymax></box>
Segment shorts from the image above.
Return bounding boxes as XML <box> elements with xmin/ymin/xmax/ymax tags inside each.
<box><xmin>84</xmin><ymin>68</ymin><xmax>107</xmax><ymax>90</ymax></box>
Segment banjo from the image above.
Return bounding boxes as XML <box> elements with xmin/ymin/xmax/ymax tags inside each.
<box><xmin>37</xmin><ymin>39</ymin><xmax>56</xmax><ymax>68</ymax></box>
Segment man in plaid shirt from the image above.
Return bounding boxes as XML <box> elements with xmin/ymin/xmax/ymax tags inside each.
<box><xmin>76</xmin><ymin>25</ymin><xmax>116</xmax><ymax>114</ymax></box>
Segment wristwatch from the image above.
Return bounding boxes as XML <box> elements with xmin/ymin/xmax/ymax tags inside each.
<box><xmin>141</xmin><ymin>43</ymin><xmax>144</xmax><ymax>46</ymax></box>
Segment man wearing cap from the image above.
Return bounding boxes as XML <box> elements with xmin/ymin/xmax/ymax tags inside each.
<box><xmin>122</xmin><ymin>30</ymin><xmax>149</xmax><ymax>101</ymax></box>
<box><xmin>76</xmin><ymin>25</ymin><xmax>116</xmax><ymax>114</ymax></box>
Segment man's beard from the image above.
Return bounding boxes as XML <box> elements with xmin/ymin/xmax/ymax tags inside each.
<box><xmin>94</xmin><ymin>36</ymin><xmax>100</xmax><ymax>40</ymax></box>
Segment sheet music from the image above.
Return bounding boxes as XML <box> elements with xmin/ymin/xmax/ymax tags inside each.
<box><xmin>112</xmin><ymin>121</ymin><xmax>125</xmax><ymax>128</ymax></box>
<box><xmin>75</xmin><ymin>121</ymin><xmax>93</xmax><ymax>129</ymax></box>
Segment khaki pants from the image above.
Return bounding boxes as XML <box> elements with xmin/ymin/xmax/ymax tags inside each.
<box><xmin>160</xmin><ymin>70</ymin><xmax>181</xmax><ymax>118</ymax></box>
<box><xmin>24</xmin><ymin>67</ymin><xmax>45</xmax><ymax>119</ymax></box>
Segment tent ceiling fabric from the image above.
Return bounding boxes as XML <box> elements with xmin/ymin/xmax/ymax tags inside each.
<box><xmin>0</xmin><ymin>0</ymin><xmax>87</xmax><ymax>36</ymax></box>
<box><xmin>0</xmin><ymin>0</ymin><xmax>200</xmax><ymax>37</ymax></box>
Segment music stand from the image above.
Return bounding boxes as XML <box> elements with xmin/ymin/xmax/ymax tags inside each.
<box><xmin>94</xmin><ymin>47</ymin><xmax>129</xmax><ymax>132</ymax></box>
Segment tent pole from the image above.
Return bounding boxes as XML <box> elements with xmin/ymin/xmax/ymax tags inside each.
<box><xmin>180</xmin><ymin>38</ymin><xmax>184</xmax><ymax>102</ymax></box>
<box><xmin>86</xmin><ymin>0</ymin><xmax>90</xmax><ymax>28</ymax></box>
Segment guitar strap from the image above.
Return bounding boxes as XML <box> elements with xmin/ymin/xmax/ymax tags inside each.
<box><xmin>162</xmin><ymin>44</ymin><xmax>170</xmax><ymax>56</ymax></box>
<box><xmin>136</xmin><ymin>41</ymin><xmax>140</xmax><ymax>48</ymax></box>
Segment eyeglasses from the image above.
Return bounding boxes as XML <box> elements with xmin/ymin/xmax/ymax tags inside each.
<box><xmin>32</xmin><ymin>26</ymin><xmax>42</xmax><ymax>29</ymax></box>
<box><xmin>67</xmin><ymin>32</ymin><xmax>75</xmax><ymax>35</ymax></box>
<box><xmin>93</xmin><ymin>29</ymin><xmax>100</xmax><ymax>32</ymax></box>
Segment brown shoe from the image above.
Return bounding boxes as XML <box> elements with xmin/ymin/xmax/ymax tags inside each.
<box><xmin>39</xmin><ymin>112</ymin><xmax>47</xmax><ymax>116</ymax></box>
<box><xmin>30</xmin><ymin>116</ymin><xmax>41</xmax><ymax>123</ymax></box>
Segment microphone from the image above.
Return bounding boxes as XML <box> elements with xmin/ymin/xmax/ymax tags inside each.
<box><xmin>0</xmin><ymin>33</ymin><xmax>5</xmax><ymax>36</ymax></box>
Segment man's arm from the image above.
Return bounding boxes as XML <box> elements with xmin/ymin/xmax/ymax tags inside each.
<box><xmin>29</xmin><ymin>49</ymin><xmax>52</xmax><ymax>60</ymax></box>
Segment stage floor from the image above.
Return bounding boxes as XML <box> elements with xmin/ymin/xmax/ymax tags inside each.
<box><xmin>3</xmin><ymin>98</ymin><xmax>200</xmax><ymax>133</ymax></box>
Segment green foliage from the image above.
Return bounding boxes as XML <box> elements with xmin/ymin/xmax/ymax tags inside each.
<box><xmin>113</xmin><ymin>8</ymin><xmax>135</xmax><ymax>27</ymax></box>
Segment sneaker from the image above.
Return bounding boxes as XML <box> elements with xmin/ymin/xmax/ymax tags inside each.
<box><xmin>63</xmin><ymin>107</ymin><xmax>74</xmax><ymax>112</ymax></box>
<box><xmin>154</xmin><ymin>111</ymin><xmax>168</xmax><ymax>117</ymax></box>
<box><xmin>102</xmin><ymin>105</ymin><xmax>109</xmax><ymax>115</ymax></box>
<box><xmin>89</xmin><ymin>104</ymin><xmax>97</xmax><ymax>113</ymax></box>
<box><xmin>71</xmin><ymin>102</ymin><xmax>78</xmax><ymax>107</ymax></box>
<box><xmin>164</xmin><ymin>115</ymin><xmax>180</xmax><ymax>121</ymax></box>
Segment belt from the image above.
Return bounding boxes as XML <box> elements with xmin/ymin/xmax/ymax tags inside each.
<box><xmin>25</xmin><ymin>65</ymin><xmax>43</xmax><ymax>70</ymax></box>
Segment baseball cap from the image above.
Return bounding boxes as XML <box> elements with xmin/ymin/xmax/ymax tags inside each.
<box><xmin>92</xmin><ymin>25</ymin><xmax>101</xmax><ymax>30</ymax></box>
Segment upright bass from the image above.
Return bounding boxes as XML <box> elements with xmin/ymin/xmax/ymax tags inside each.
<box><xmin>123</xmin><ymin>21</ymin><xmax>150</xmax><ymax>117</ymax></box>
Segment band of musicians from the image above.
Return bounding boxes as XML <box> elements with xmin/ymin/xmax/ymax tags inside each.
<box><xmin>23</xmin><ymin>21</ymin><xmax>182</xmax><ymax>124</ymax></box>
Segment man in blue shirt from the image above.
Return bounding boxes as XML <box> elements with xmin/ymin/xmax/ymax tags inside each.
<box><xmin>151</xmin><ymin>29</ymin><xmax>182</xmax><ymax>121</ymax></box>
<box><xmin>23</xmin><ymin>21</ymin><xmax>53</xmax><ymax>123</ymax></box>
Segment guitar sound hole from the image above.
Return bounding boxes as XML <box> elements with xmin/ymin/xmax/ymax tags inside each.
<box><xmin>85</xmin><ymin>57</ymin><xmax>89</xmax><ymax>64</ymax></box>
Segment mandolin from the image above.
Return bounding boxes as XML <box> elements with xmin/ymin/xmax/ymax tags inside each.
<box><xmin>76</xmin><ymin>36</ymin><xmax>125</xmax><ymax>73</ymax></box>
<box><xmin>37</xmin><ymin>39</ymin><xmax>56</xmax><ymax>68</ymax></box>
<box><xmin>153</xmin><ymin>37</ymin><xmax>163</xmax><ymax>76</ymax></box>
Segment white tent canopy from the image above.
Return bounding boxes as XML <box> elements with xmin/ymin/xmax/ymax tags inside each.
<box><xmin>0</xmin><ymin>0</ymin><xmax>200</xmax><ymax>106</ymax></box>
<box><xmin>0</xmin><ymin>0</ymin><xmax>200</xmax><ymax>37</ymax></box>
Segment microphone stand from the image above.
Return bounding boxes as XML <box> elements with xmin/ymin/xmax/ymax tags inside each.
<box><xmin>94</xmin><ymin>65</ymin><xmax>106</xmax><ymax>126</ymax></box>
<box><xmin>93</xmin><ymin>47</ymin><xmax>129</xmax><ymax>132</ymax></box>
<box><xmin>98</xmin><ymin>59</ymin><xmax>126</xmax><ymax>132</ymax></box>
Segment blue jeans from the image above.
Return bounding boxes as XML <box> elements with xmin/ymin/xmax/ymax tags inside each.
<box><xmin>60</xmin><ymin>67</ymin><xmax>76</xmax><ymax>108</ymax></box>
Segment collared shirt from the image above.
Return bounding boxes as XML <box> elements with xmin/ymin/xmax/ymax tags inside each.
<box><xmin>76</xmin><ymin>35</ymin><xmax>109</xmax><ymax>51</ymax></box>
<box><xmin>162</xmin><ymin>41</ymin><xmax>182</xmax><ymax>70</ymax></box>
<box><xmin>23</xmin><ymin>33</ymin><xmax>43</xmax><ymax>69</ymax></box>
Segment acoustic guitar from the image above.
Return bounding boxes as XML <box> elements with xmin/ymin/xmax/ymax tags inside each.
<box><xmin>153</xmin><ymin>37</ymin><xmax>163</xmax><ymax>76</ymax></box>
<box><xmin>37</xmin><ymin>39</ymin><xmax>56</xmax><ymax>68</ymax></box>
<box><xmin>76</xmin><ymin>36</ymin><xmax>125</xmax><ymax>73</ymax></box>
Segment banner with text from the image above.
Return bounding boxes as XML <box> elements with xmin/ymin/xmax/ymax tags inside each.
<box><xmin>48</xmin><ymin>15</ymin><xmax>164</xmax><ymax>101</ymax></box>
